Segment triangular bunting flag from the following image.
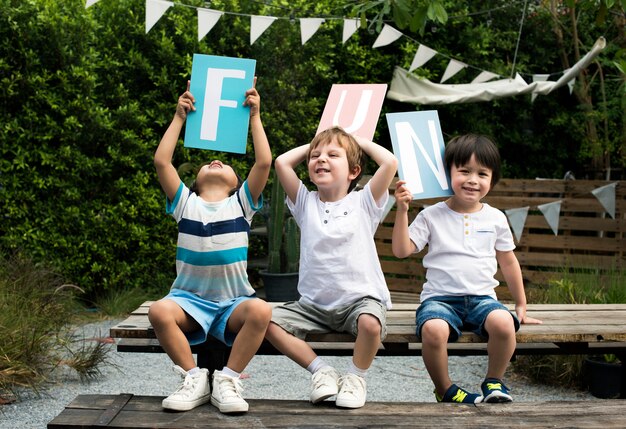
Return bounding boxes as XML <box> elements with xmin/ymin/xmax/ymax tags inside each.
<box><xmin>471</xmin><ymin>71</ymin><xmax>499</xmax><ymax>84</ymax></box>
<box><xmin>250</xmin><ymin>15</ymin><xmax>277</xmax><ymax>44</ymax></box>
<box><xmin>440</xmin><ymin>59</ymin><xmax>467</xmax><ymax>83</ymax></box>
<box><xmin>85</xmin><ymin>0</ymin><xmax>100</xmax><ymax>7</ymax></box>
<box><xmin>531</xmin><ymin>74</ymin><xmax>550</xmax><ymax>102</ymax></box>
<box><xmin>342</xmin><ymin>18</ymin><xmax>359</xmax><ymax>44</ymax></box>
<box><xmin>300</xmin><ymin>18</ymin><xmax>325</xmax><ymax>45</ymax></box>
<box><xmin>505</xmin><ymin>207</ymin><xmax>529</xmax><ymax>242</ymax></box>
<box><xmin>197</xmin><ymin>9</ymin><xmax>222</xmax><ymax>42</ymax></box>
<box><xmin>591</xmin><ymin>182</ymin><xmax>617</xmax><ymax>219</ymax></box>
<box><xmin>372</xmin><ymin>24</ymin><xmax>402</xmax><ymax>48</ymax></box>
<box><xmin>409</xmin><ymin>44</ymin><xmax>437</xmax><ymax>72</ymax></box>
<box><xmin>538</xmin><ymin>200</ymin><xmax>562</xmax><ymax>235</ymax></box>
<box><xmin>145</xmin><ymin>0</ymin><xmax>173</xmax><ymax>34</ymax></box>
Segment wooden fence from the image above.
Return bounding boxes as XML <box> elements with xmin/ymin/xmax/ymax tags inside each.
<box><xmin>373</xmin><ymin>179</ymin><xmax>625</xmax><ymax>301</ymax></box>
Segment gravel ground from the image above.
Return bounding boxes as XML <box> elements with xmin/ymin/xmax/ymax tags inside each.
<box><xmin>0</xmin><ymin>319</ymin><xmax>596</xmax><ymax>429</ymax></box>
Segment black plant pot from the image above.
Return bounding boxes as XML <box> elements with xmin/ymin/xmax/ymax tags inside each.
<box><xmin>583</xmin><ymin>357</ymin><xmax>623</xmax><ymax>399</ymax></box>
<box><xmin>259</xmin><ymin>270</ymin><xmax>300</xmax><ymax>302</ymax></box>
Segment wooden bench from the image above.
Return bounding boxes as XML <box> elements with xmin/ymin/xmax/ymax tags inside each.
<box><xmin>48</xmin><ymin>395</ymin><xmax>626</xmax><ymax>428</ymax></box>
<box><xmin>109</xmin><ymin>301</ymin><xmax>626</xmax><ymax>397</ymax></box>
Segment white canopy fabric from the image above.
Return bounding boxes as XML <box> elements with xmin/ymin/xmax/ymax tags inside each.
<box><xmin>387</xmin><ymin>37</ymin><xmax>606</xmax><ymax>105</ymax></box>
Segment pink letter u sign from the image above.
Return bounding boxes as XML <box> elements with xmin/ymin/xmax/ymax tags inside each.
<box><xmin>316</xmin><ymin>84</ymin><xmax>387</xmax><ymax>140</ymax></box>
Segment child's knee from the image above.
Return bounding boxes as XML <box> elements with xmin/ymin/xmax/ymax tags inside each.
<box><xmin>148</xmin><ymin>300</ymin><xmax>173</xmax><ymax>326</ymax></box>
<box><xmin>485</xmin><ymin>310</ymin><xmax>516</xmax><ymax>338</ymax></box>
<box><xmin>420</xmin><ymin>319</ymin><xmax>449</xmax><ymax>344</ymax></box>
<box><xmin>245</xmin><ymin>299</ymin><xmax>272</xmax><ymax>327</ymax></box>
<box><xmin>357</xmin><ymin>314</ymin><xmax>382</xmax><ymax>338</ymax></box>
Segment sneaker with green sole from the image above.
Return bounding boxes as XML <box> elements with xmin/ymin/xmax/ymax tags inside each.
<box><xmin>435</xmin><ymin>384</ymin><xmax>483</xmax><ymax>404</ymax></box>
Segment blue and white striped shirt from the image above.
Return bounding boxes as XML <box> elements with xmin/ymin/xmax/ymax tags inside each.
<box><xmin>166</xmin><ymin>180</ymin><xmax>261</xmax><ymax>302</ymax></box>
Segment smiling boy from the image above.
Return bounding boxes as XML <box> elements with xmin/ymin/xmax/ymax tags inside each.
<box><xmin>265</xmin><ymin>126</ymin><xmax>397</xmax><ymax>408</ymax></box>
<box><xmin>392</xmin><ymin>134</ymin><xmax>542</xmax><ymax>404</ymax></box>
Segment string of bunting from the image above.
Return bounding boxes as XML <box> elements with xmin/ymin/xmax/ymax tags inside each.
<box><xmin>85</xmin><ymin>0</ymin><xmax>576</xmax><ymax>95</ymax></box>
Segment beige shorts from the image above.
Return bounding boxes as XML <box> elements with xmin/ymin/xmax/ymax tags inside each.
<box><xmin>271</xmin><ymin>298</ymin><xmax>387</xmax><ymax>341</ymax></box>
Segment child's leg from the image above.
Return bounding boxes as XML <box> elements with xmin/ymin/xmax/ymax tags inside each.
<box><xmin>148</xmin><ymin>298</ymin><xmax>199</xmax><ymax>370</ymax></box>
<box><xmin>224</xmin><ymin>299</ymin><xmax>272</xmax><ymax>372</ymax></box>
<box><xmin>352</xmin><ymin>314</ymin><xmax>382</xmax><ymax>370</ymax></box>
<box><xmin>420</xmin><ymin>318</ymin><xmax>453</xmax><ymax>397</ymax></box>
<box><xmin>265</xmin><ymin>321</ymin><xmax>318</xmax><ymax>368</ymax></box>
<box><xmin>484</xmin><ymin>309</ymin><xmax>517</xmax><ymax>379</ymax></box>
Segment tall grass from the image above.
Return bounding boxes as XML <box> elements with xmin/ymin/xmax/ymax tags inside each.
<box><xmin>513</xmin><ymin>268</ymin><xmax>625</xmax><ymax>388</ymax></box>
<box><xmin>0</xmin><ymin>252</ymin><xmax>113</xmax><ymax>400</ymax></box>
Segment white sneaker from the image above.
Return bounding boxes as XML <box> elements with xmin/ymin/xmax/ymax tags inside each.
<box><xmin>162</xmin><ymin>366</ymin><xmax>210</xmax><ymax>411</ymax></box>
<box><xmin>336</xmin><ymin>373</ymin><xmax>366</xmax><ymax>408</ymax></box>
<box><xmin>310</xmin><ymin>367</ymin><xmax>340</xmax><ymax>403</ymax></box>
<box><xmin>211</xmin><ymin>370</ymin><xmax>249</xmax><ymax>413</ymax></box>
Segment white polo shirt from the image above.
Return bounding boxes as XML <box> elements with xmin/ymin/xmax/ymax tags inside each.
<box><xmin>288</xmin><ymin>181</ymin><xmax>392</xmax><ymax>310</ymax></box>
<box><xmin>408</xmin><ymin>201</ymin><xmax>515</xmax><ymax>302</ymax></box>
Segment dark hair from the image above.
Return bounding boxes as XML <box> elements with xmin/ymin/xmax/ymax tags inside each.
<box><xmin>444</xmin><ymin>134</ymin><xmax>501</xmax><ymax>187</ymax></box>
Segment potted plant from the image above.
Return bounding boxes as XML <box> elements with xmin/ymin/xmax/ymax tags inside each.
<box><xmin>259</xmin><ymin>172</ymin><xmax>300</xmax><ymax>302</ymax></box>
<box><xmin>583</xmin><ymin>354</ymin><xmax>623</xmax><ymax>399</ymax></box>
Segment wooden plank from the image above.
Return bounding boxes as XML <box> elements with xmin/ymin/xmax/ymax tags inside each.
<box><xmin>48</xmin><ymin>395</ymin><xmax>626</xmax><ymax>428</ymax></box>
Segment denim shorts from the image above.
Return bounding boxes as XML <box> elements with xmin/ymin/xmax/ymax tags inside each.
<box><xmin>163</xmin><ymin>288</ymin><xmax>257</xmax><ymax>347</ymax></box>
<box><xmin>271</xmin><ymin>298</ymin><xmax>387</xmax><ymax>341</ymax></box>
<box><xmin>415</xmin><ymin>295</ymin><xmax>520</xmax><ymax>342</ymax></box>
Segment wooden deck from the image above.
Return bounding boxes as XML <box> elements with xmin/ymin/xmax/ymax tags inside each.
<box><xmin>48</xmin><ymin>394</ymin><xmax>626</xmax><ymax>428</ymax></box>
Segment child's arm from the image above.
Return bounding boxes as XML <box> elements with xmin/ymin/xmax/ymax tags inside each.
<box><xmin>353</xmin><ymin>136</ymin><xmax>398</xmax><ymax>203</ymax></box>
<box><xmin>497</xmin><ymin>250</ymin><xmax>542</xmax><ymax>324</ymax></box>
<box><xmin>392</xmin><ymin>180</ymin><xmax>417</xmax><ymax>258</ymax></box>
<box><xmin>274</xmin><ymin>144</ymin><xmax>309</xmax><ymax>204</ymax></box>
<box><xmin>154</xmin><ymin>81</ymin><xmax>195</xmax><ymax>202</ymax></box>
<box><xmin>242</xmin><ymin>79</ymin><xmax>271</xmax><ymax>204</ymax></box>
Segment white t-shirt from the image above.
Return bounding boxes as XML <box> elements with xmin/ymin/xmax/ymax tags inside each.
<box><xmin>408</xmin><ymin>201</ymin><xmax>515</xmax><ymax>302</ymax></box>
<box><xmin>288</xmin><ymin>181</ymin><xmax>392</xmax><ymax>310</ymax></box>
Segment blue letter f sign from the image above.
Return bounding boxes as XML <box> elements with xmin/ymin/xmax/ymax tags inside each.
<box><xmin>185</xmin><ymin>54</ymin><xmax>256</xmax><ymax>154</ymax></box>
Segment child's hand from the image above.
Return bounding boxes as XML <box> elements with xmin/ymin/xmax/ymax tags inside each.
<box><xmin>394</xmin><ymin>180</ymin><xmax>412</xmax><ymax>212</ymax></box>
<box><xmin>516</xmin><ymin>305</ymin><xmax>543</xmax><ymax>324</ymax></box>
<box><xmin>176</xmin><ymin>81</ymin><xmax>195</xmax><ymax>121</ymax></box>
<box><xmin>244</xmin><ymin>77</ymin><xmax>260</xmax><ymax>117</ymax></box>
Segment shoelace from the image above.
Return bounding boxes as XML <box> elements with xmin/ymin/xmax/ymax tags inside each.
<box><xmin>338</xmin><ymin>375</ymin><xmax>362</xmax><ymax>396</ymax></box>
<box><xmin>218</xmin><ymin>376</ymin><xmax>244</xmax><ymax>400</ymax></box>
<box><xmin>312</xmin><ymin>370</ymin><xmax>336</xmax><ymax>390</ymax></box>
<box><xmin>171</xmin><ymin>366</ymin><xmax>200</xmax><ymax>398</ymax></box>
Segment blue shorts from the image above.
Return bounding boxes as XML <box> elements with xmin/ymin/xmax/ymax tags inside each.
<box><xmin>163</xmin><ymin>289</ymin><xmax>256</xmax><ymax>346</ymax></box>
<box><xmin>415</xmin><ymin>295</ymin><xmax>520</xmax><ymax>342</ymax></box>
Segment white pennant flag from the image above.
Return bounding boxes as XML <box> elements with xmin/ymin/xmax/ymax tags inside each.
<box><xmin>562</xmin><ymin>68</ymin><xmax>576</xmax><ymax>94</ymax></box>
<box><xmin>372</xmin><ymin>24</ymin><xmax>403</xmax><ymax>48</ymax></box>
<box><xmin>591</xmin><ymin>182</ymin><xmax>617</xmax><ymax>219</ymax></box>
<box><xmin>505</xmin><ymin>206</ymin><xmax>529</xmax><ymax>243</ymax></box>
<box><xmin>300</xmin><ymin>18</ymin><xmax>325</xmax><ymax>45</ymax></box>
<box><xmin>250</xmin><ymin>15</ymin><xmax>277</xmax><ymax>44</ymax></box>
<box><xmin>145</xmin><ymin>0</ymin><xmax>173</xmax><ymax>33</ymax></box>
<box><xmin>531</xmin><ymin>74</ymin><xmax>550</xmax><ymax>102</ymax></box>
<box><xmin>471</xmin><ymin>71</ymin><xmax>498</xmax><ymax>84</ymax></box>
<box><xmin>538</xmin><ymin>200</ymin><xmax>562</xmax><ymax>235</ymax></box>
<box><xmin>342</xmin><ymin>18</ymin><xmax>359</xmax><ymax>44</ymax></box>
<box><xmin>409</xmin><ymin>44</ymin><xmax>437</xmax><ymax>72</ymax></box>
<box><xmin>85</xmin><ymin>0</ymin><xmax>100</xmax><ymax>7</ymax></box>
<box><xmin>197</xmin><ymin>9</ymin><xmax>222</xmax><ymax>42</ymax></box>
<box><xmin>440</xmin><ymin>59</ymin><xmax>467</xmax><ymax>83</ymax></box>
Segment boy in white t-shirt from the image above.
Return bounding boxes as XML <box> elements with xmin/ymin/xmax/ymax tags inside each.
<box><xmin>265</xmin><ymin>126</ymin><xmax>397</xmax><ymax>408</ymax></box>
<box><xmin>392</xmin><ymin>134</ymin><xmax>542</xmax><ymax>404</ymax></box>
